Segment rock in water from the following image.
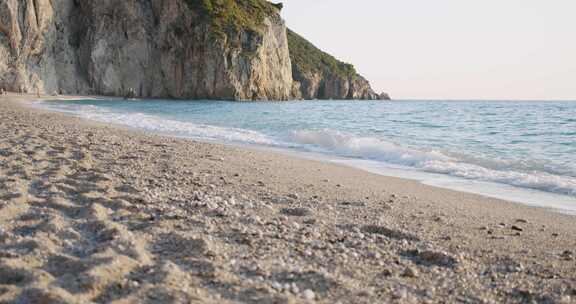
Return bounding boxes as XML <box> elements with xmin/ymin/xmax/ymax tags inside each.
<box><xmin>0</xmin><ymin>0</ymin><xmax>384</xmax><ymax>101</ymax></box>
<box><xmin>379</xmin><ymin>92</ymin><xmax>391</xmax><ymax>100</ymax></box>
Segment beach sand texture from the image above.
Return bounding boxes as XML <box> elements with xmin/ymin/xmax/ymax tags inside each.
<box><xmin>0</xmin><ymin>96</ymin><xmax>575</xmax><ymax>303</ymax></box>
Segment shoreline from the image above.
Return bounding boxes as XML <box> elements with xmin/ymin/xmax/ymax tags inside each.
<box><xmin>31</xmin><ymin>95</ymin><xmax>576</xmax><ymax>216</ymax></box>
<box><xmin>1</xmin><ymin>94</ymin><xmax>575</xmax><ymax>303</ymax></box>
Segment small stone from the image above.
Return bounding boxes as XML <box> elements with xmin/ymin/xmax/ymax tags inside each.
<box><xmin>511</xmin><ymin>225</ymin><xmax>523</xmax><ymax>232</ymax></box>
<box><xmin>280</xmin><ymin>208</ymin><xmax>311</xmax><ymax>217</ymax></box>
<box><xmin>303</xmin><ymin>219</ymin><xmax>317</xmax><ymax>225</ymax></box>
<box><xmin>287</xmin><ymin>193</ymin><xmax>299</xmax><ymax>200</ymax></box>
<box><xmin>310</xmin><ymin>240</ymin><xmax>323</xmax><ymax>248</ymax></box>
<box><xmin>290</xmin><ymin>283</ymin><xmax>299</xmax><ymax>294</ymax></box>
<box><xmin>402</xmin><ymin>266</ymin><xmax>418</xmax><ymax>278</ymax></box>
<box><xmin>516</xmin><ymin>219</ymin><xmax>528</xmax><ymax>223</ymax></box>
<box><xmin>504</xmin><ymin>261</ymin><xmax>524</xmax><ymax>273</ymax></box>
<box><xmin>393</xmin><ymin>287</ymin><xmax>408</xmax><ymax>299</ymax></box>
<box><xmin>302</xmin><ymin>289</ymin><xmax>315</xmax><ymax>300</ymax></box>
<box><xmin>561</xmin><ymin>250</ymin><xmax>574</xmax><ymax>260</ymax></box>
<box><xmin>310</xmin><ymin>230</ymin><xmax>321</xmax><ymax>239</ymax></box>
<box><xmin>415</xmin><ymin>250</ymin><xmax>458</xmax><ymax>268</ymax></box>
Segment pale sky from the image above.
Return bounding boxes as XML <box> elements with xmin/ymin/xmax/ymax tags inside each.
<box><xmin>281</xmin><ymin>0</ymin><xmax>576</xmax><ymax>100</ymax></box>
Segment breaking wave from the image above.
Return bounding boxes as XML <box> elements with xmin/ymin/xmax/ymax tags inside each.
<box><xmin>292</xmin><ymin>129</ymin><xmax>576</xmax><ymax>196</ymax></box>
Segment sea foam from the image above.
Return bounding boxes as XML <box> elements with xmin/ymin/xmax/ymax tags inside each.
<box><xmin>35</xmin><ymin>101</ymin><xmax>278</xmax><ymax>146</ymax></box>
<box><xmin>292</xmin><ymin>129</ymin><xmax>576</xmax><ymax>196</ymax></box>
<box><xmin>34</xmin><ymin>99</ymin><xmax>576</xmax><ymax>200</ymax></box>
<box><xmin>292</xmin><ymin>129</ymin><xmax>451</xmax><ymax>166</ymax></box>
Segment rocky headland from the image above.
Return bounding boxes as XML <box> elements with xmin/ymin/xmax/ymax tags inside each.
<box><xmin>0</xmin><ymin>0</ymin><xmax>387</xmax><ymax>101</ymax></box>
<box><xmin>287</xmin><ymin>29</ymin><xmax>381</xmax><ymax>100</ymax></box>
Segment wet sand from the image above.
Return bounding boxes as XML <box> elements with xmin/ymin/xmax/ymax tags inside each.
<box><xmin>0</xmin><ymin>95</ymin><xmax>575</xmax><ymax>303</ymax></box>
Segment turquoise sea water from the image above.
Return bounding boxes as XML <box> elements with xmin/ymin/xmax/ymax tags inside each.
<box><xmin>36</xmin><ymin>99</ymin><xmax>576</xmax><ymax>213</ymax></box>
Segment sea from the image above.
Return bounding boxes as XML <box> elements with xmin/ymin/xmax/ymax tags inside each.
<box><xmin>35</xmin><ymin>99</ymin><xmax>576</xmax><ymax>214</ymax></box>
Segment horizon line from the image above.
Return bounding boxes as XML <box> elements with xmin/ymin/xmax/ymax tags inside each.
<box><xmin>390</xmin><ymin>98</ymin><xmax>576</xmax><ymax>102</ymax></box>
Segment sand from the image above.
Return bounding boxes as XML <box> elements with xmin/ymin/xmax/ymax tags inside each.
<box><xmin>0</xmin><ymin>94</ymin><xmax>575</xmax><ymax>303</ymax></box>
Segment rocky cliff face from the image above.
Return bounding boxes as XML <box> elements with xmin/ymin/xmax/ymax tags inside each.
<box><xmin>292</xmin><ymin>68</ymin><xmax>379</xmax><ymax>100</ymax></box>
<box><xmin>0</xmin><ymin>0</ymin><xmax>382</xmax><ymax>101</ymax></box>
<box><xmin>0</xmin><ymin>0</ymin><xmax>292</xmax><ymax>100</ymax></box>
<box><xmin>287</xmin><ymin>29</ymin><xmax>380</xmax><ymax>100</ymax></box>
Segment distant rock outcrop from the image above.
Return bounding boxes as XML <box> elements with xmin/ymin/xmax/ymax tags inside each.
<box><xmin>287</xmin><ymin>29</ymin><xmax>380</xmax><ymax>100</ymax></box>
<box><xmin>0</xmin><ymin>0</ymin><xmax>386</xmax><ymax>101</ymax></box>
<box><xmin>379</xmin><ymin>92</ymin><xmax>391</xmax><ymax>100</ymax></box>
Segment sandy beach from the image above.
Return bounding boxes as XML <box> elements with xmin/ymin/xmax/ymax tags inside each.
<box><xmin>0</xmin><ymin>95</ymin><xmax>575</xmax><ymax>303</ymax></box>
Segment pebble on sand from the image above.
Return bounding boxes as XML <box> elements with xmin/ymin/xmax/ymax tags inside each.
<box><xmin>287</xmin><ymin>193</ymin><xmax>299</xmax><ymax>200</ymax></box>
<box><xmin>511</xmin><ymin>225</ymin><xmax>523</xmax><ymax>232</ymax></box>
<box><xmin>302</xmin><ymin>289</ymin><xmax>316</xmax><ymax>300</ymax></box>
<box><xmin>402</xmin><ymin>266</ymin><xmax>418</xmax><ymax>278</ymax></box>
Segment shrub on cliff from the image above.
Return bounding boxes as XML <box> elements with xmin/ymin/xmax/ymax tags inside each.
<box><xmin>185</xmin><ymin>0</ymin><xmax>281</xmax><ymax>36</ymax></box>
<box><xmin>287</xmin><ymin>29</ymin><xmax>357</xmax><ymax>79</ymax></box>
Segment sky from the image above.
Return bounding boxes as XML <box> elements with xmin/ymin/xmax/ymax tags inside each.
<box><xmin>281</xmin><ymin>0</ymin><xmax>576</xmax><ymax>100</ymax></box>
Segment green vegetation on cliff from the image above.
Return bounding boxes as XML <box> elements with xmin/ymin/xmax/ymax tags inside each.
<box><xmin>185</xmin><ymin>0</ymin><xmax>281</xmax><ymax>35</ymax></box>
<box><xmin>287</xmin><ymin>29</ymin><xmax>357</xmax><ymax>78</ymax></box>
<box><xmin>184</xmin><ymin>1</ymin><xmax>359</xmax><ymax>80</ymax></box>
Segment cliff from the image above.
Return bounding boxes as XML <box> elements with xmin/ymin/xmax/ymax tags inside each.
<box><xmin>0</xmin><ymin>0</ymin><xmax>383</xmax><ymax>101</ymax></box>
<box><xmin>287</xmin><ymin>29</ymin><xmax>380</xmax><ymax>100</ymax></box>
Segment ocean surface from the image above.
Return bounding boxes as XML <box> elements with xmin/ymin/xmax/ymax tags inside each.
<box><xmin>35</xmin><ymin>99</ymin><xmax>576</xmax><ymax>214</ymax></box>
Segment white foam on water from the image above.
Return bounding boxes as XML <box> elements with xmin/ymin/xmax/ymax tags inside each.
<box><xmin>34</xmin><ymin>101</ymin><xmax>279</xmax><ymax>146</ymax></box>
<box><xmin>292</xmin><ymin>129</ymin><xmax>452</xmax><ymax>165</ymax></box>
<box><xmin>33</xmin><ymin>101</ymin><xmax>576</xmax><ymax>212</ymax></box>
<box><xmin>291</xmin><ymin>129</ymin><xmax>576</xmax><ymax>197</ymax></box>
<box><xmin>422</xmin><ymin>161</ymin><xmax>576</xmax><ymax>196</ymax></box>
<box><xmin>337</xmin><ymin>158</ymin><xmax>576</xmax><ymax>215</ymax></box>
